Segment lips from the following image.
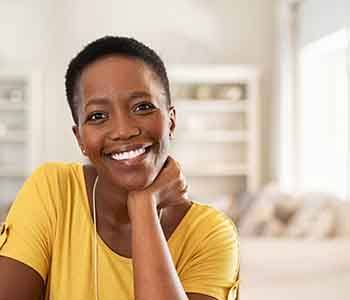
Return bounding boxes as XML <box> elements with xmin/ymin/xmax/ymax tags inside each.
<box><xmin>105</xmin><ymin>143</ymin><xmax>151</xmax><ymax>155</ymax></box>
<box><xmin>110</xmin><ymin>147</ymin><xmax>146</xmax><ymax>161</ymax></box>
<box><xmin>104</xmin><ymin>143</ymin><xmax>153</xmax><ymax>165</ymax></box>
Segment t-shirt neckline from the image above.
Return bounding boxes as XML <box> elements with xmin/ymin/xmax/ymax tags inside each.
<box><xmin>77</xmin><ymin>163</ymin><xmax>197</xmax><ymax>261</ymax></box>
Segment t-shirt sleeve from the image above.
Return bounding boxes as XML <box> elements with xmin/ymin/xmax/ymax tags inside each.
<box><xmin>0</xmin><ymin>163</ymin><xmax>58</xmax><ymax>281</ymax></box>
<box><xmin>180</xmin><ymin>211</ymin><xmax>240</xmax><ymax>300</ymax></box>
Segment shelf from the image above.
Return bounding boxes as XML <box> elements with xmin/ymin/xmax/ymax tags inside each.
<box><xmin>0</xmin><ymin>70</ymin><xmax>43</xmax><ymax>207</ymax></box>
<box><xmin>0</xmin><ymin>103</ymin><xmax>26</xmax><ymax>111</ymax></box>
<box><xmin>175</xmin><ymin>99</ymin><xmax>247</xmax><ymax>112</ymax></box>
<box><xmin>169</xmin><ymin>64</ymin><xmax>259</xmax><ymax>82</ymax></box>
<box><xmin>168</xmin><ymin>64</ymin><xmax>260</xmax><ymax>194</ymax></box>
<box><xmin>176</xmin><ymin>130</ymin><xmax>248</xmax><ymax>143</ymax></box>
<box><xmin>183</xmin><ymin>164</ymin><xmax>248</xmax><ymax>177</ymax></box>
<box><xmin>0</xmin><ymin>131</ymin><xmax>27</xmax><ymax>143</ymax></box>
<box><xmin>0</xmin><ymin>166</ymin><xmax>27</xmax><ymax>177</ymax></box>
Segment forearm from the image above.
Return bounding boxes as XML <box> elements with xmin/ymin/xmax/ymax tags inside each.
<box><xmin>129</xmin><ymin>197</ymin><xmax>188</xmax><ymax>300</ymax></box>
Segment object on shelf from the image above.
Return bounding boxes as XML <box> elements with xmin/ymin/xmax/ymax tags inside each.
<box><xmin>215</xmin><ymin>84</ymin><xmax>244</xmax><ymax>101</ymax></box>
<box><xmin>8</xmin><ymin>88</ymin><xmax>24</xmax><ymax>103</ymax></box>
<box><xmin>171</xmin><ymin>84</ymin><xmax>195</xmax><ymax>99</ymax></box>
<box><xmin>195</xmin><ymin>84</ymin><xmax>212</xmax><ymax>99</ymax></box>
<box><xmin>175</xmin><ymin>83</ymin><xmax>246</xmax><ymax>101</ymax></box>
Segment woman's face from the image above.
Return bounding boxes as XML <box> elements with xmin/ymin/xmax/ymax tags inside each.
<box><xmin>73</xmin><ymin>55</ymin><xmax>175</xmax><ymax>191</ymax></box>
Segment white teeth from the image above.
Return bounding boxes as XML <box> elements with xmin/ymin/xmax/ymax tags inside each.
<box><xmin>110</xmin><ymin>147</ymin><xmax>146</xmax><ymax>161</ymax></box>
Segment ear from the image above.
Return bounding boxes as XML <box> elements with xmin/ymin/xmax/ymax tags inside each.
<box><xmin>72</xmin><ymin>125</ymin><xmax>86</xmax><ymax>155</ymax></box>
<box><xmin>168</xmin><ymin>106</ymin><xmax>176</xmax><ymax>138</ymax></box>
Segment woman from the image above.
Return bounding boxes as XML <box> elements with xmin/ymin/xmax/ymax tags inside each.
<box><xmin>0</xmin><ymin>36</ymin><xmax>239</xmax><ymax>300</ymax></box>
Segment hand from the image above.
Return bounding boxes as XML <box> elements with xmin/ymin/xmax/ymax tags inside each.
<box><xmin>128</xmin><ymin>156</ymin><xmax>189</xmax><ymax>211</ymax></box>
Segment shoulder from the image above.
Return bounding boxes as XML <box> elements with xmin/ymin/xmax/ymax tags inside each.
<box><xmin>175</xmin><ymin>202</ymin><xmax>240</xmax><ymax>294</ymax></box>
<box><xmin>25</xmin><ymin>162</ymin><xmax>83</xmax><ymax>190</ymax></box>
<box><xmin>188</xmin><ymin>201</ymin><xmax>238</xmax><ymax>238</ymax></box>
<box><xmin>177</xmin><ymin>201</ymin><xmax>239</xmax><ymax>255</ymax></box>
<box><xmin>30</xmin><ymin>161</ymin><xmax>81</xmax><ymax>180</ymax></box>
<box><xmin>15</xmin><ymin>162</ymin><xmax>84</xmax><ymax>212</ymax></box>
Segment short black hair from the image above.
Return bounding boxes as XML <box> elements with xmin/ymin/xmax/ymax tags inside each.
<box><xmin>65</xmin><ymin>36</ymin><xmax>171</xmax><ymax>125</ymax></box>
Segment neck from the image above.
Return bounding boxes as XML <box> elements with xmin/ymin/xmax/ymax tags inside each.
<box><xmin>93</xmin><ymin>174</ymin><xmax>131</xmax><ymax>227</ymax></box>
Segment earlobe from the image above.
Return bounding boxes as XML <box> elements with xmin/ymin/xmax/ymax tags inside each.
<box><xmin>72</xmin><ymin>125</ymin><xmax>79</xmax><ymax>136</ymax></box>
<box><xmin>169</xmin><ymin>106</ymin><xmax>176</xmax><ymax>137</ymax></box>
<box><xmin>72</xmin><ymin>125</ymin><xmax>86</xmax><ymax>155</ymax></box>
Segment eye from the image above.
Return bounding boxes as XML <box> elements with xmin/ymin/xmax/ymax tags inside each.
<box><xmin>86</xmin><ymin>112</ymin><xmax>108</xmax><ymax>122</ymax></box>
<box><xmin>133</xmin><ymin>102</ymin><xmax>157</xmax><ymax>114</ymax></box>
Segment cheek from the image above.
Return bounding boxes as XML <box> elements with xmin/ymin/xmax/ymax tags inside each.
<box><xmin>81</xmin><ymin>129</ymin><xmax>104</xmax><ymax>157</ymax></box>
<box><xmin>153</xmin><ymin>135</ymin><xmax>171</xmax><ymax>175</ymax></box>
<box><xmin>154</xmin><ymin>120</ymin><xmax>171</xmax><ymax>153</ymax></box>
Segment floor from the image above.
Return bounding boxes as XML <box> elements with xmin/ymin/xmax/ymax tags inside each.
<box><xmin>239</xmin><ymin>238</ymin><xmax>350</xmax><ymax>299</ymax></box>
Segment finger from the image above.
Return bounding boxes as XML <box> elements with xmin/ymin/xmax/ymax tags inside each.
<box><xmin>150</xmin><ymin>156</ymin><xmax>172</xmax><ymax>185</ymax></box>
<box><xmin>181</xmin><ymin>183</ymin><xmax>189</xmax><ymax>194</ymax></box>
<box><xmin>157</xmin><ymin>158</ymin><xmax>183</xmax><ymax>186</ymax></box>
<box><xmin>179</xmin><ymin>172</ymin><xmax>189</xmax><ymax>195</ymax></box>
<box><xmin>166</xmin><ymin>156</ymin><xmax>183</xmax><ymax>172</ymax></box>
<box><xmin>158</xmin><ymin>196</ymin><xmax>189</xmax><ymax>209</ymax></box>
<box><xmin>166</xmin><ymin>173</ymin><xmax>187</xmax><ymax>194</ymax></box>
<box><xmin>160</xmin><ymin>156</ymin><xmax>179</xmax><ymax>175</ymax></box>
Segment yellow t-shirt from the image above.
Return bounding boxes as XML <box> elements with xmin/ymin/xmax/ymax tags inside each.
<box><xmin>0</xmin><ymin>162</ymin><xmax>239</xmax><ymax>300</ymax></box>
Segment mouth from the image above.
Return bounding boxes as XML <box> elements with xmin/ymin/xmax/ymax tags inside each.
<box><xmin>105</xmin><ymin>144</ymin><xmax>152</xmax><ymax>162</ymax></box>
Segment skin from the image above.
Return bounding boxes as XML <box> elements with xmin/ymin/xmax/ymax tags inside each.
<box><xmin>0</xmin><ymin>55</ymin><xmax>218</xmax><ymax>300</ymax></box>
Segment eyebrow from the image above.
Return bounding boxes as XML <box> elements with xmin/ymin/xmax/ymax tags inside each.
<box><xmin>84</xmin><ymin>98</ymin><xmax>110</xmax><ymax>110</ymax></box>
<box><xmin>128</xmin><ymin>91</ymin><xmax>152</xmax><ymax>100</ymax></box>
<box><xmin>84</xmin><ymin>91</ymin><xmax>153</xmax><ymax>110</ymax></box>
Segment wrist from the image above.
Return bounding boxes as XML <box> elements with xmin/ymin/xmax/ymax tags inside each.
<box><xmin>127</xmin><ymin>192</ymin><xmax>157</xmax><ymax>221</ymax></box>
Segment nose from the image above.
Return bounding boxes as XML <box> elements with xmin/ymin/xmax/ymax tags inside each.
<box><xmin>107</xmin><ymin>113</ymin><xmax>141</xmax><ymax>141</ymax></box>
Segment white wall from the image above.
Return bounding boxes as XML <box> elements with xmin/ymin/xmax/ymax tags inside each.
<box><xmin>297</xmin><ymin>1</ymin><xmax>350</xmax><ymax>198</ymax></box>
<box><xmin>0</xmin><ymin>0</ymin><xmax>52</xmax><ymax>66</ymax></box>
<box><xmin>299</xmin><ymin>0</ymin><xmax>350</xmax><ymax>47</ymax></box>
<box><xmin>0</xmin><ymin>0</ymin><xmax>277</xmax><ymax>183</ymax></box>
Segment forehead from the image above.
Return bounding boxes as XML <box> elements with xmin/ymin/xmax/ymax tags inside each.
<box><xmin>78</xmin><ymin>55</ymin><xmax>163</xmax><ymax>101</ymax></box>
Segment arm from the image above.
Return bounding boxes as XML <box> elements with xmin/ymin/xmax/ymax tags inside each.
<box><xmin>0</xmin><ymin>164</ymin><xmax>57</xmax><ymax>299</ymax></box>
<box><xmin>127</xmin><ymin>157</ymin><xmax>219</xmax><ymax>300</ymax></box>
<box><xmin>0</xmin><ymin>256</ymin><xmax>44</xmax><ymax>300</ymax></box>
<box><xmin>128</xmin><ymin>196</ymin><xmax>217</xmax><ymax>300</ymax></box>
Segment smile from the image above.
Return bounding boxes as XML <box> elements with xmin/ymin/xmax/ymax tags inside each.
<box><xmin>110</xmin><ymin>147</ymin><xmax>146</xmax><ymax>161</ymax></box>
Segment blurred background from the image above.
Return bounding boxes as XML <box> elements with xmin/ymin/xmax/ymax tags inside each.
<box><xmin>0</xmin><ymin>0</ymin><xmax>349</xmax><ymax>299</ymax></box>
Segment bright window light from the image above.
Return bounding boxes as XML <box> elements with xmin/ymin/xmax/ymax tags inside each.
<box><xmin>298</xmin><ymin>28</ymin><xmax>349</xmax><ymax>199</ymax></box>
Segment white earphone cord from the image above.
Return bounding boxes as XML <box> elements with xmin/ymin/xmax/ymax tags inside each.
<box><xmin>92</xmin><ymin>175</ymin><xmax>99</xmax><ymax>300</ymax></box>
<box><xmin>91</xmin><ymin>175</ymin><xmax>163</xmax><ymax>300</ymax></box>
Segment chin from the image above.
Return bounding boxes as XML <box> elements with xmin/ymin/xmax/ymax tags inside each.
<box><xmin>122</xmin><ymin>180</ymin><xmax>153</xmax><ymax>191</ymax></box>
<box><xmin>115</xmin><ymin>170</ymin><xmax>158</xmax><ymax>192</ymax></box>
<box><xmin>104</xmin><ymin>152</ymin><xmax>166</xmax><ymax>191</ymax></box>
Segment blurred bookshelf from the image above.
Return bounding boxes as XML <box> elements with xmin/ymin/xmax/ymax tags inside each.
<box><xmin>169</xmin><ymin>65</ymin><xmax>261</xmax><ymax>203</ymax></box>
<box><xmin>0</xmin><ymin>70</ymin><xmax>43</xmax><ymax>206</ymax></box>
